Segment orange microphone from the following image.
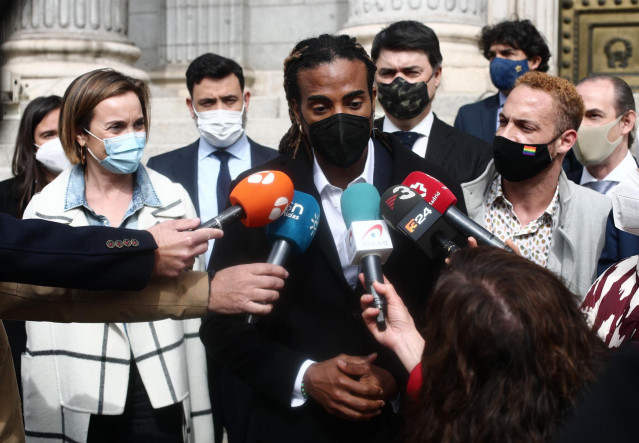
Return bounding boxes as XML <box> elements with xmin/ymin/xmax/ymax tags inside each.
<box><xmin>196</xmin><ymin>170</ymin><xmax>294</xmax><ymax>230</ymax></box>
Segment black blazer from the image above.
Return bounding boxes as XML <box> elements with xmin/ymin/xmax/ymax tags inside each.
<box><xmin>147</xmin><ymin>137</ymin><xmax>278</xmax><ymax>216</ymax></box>
<box><xmin>201</xmin><ymin>136</ymin><xmax>465</xmax><ymax>442</ymax></box>
<box><xmin>454</xmin><ymin>93</ymin><xmax>499</xmax><ymax>144</ymax></box>
<box><xmin>375</xmin><ymin>114</ymin><xmax>492</xmax><ymax>184</ymax></box>
<box><xmin>0</xmin><ymin>214</ymin><xmax>156</xmax><ymax>290</ymax></box>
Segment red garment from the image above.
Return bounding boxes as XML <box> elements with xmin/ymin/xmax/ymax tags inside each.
<box><xmin>581</xmin><ymin>255</ymin><xmax>639</xmax><ymax>348</ymax></box>
<box><xmin>406</xmin><ymin>362</ymin><xmax>423</xmax><ymax>401</ymax></box>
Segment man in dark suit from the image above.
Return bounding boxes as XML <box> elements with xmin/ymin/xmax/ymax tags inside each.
<box><xmin>370</xmin><ymin>20</ymin><xmax>491</xmax><ymax>185</ymax></box>
<box><xmin>454</xmin><ymin>19</ymin><xmax>550</xmax><ymax>145</ymax></box>
<box><xmin>147</xmin><ymin>53</ymin><xmax>277</xmax><ymax>443</ymax></box>
<box><xmin>201</xmin><ymin>34</ymin><xmax>466</xmax><ymax>443</ymax></box>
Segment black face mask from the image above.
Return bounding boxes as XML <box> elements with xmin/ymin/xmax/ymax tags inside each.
<box><xmin>377</xmin><ymin>76</ymin><xmax>433</xmax><ymax>120</ymax></box>
<box><xmin>307</xmin><ymin>113</ymin><xmax>372</xmax><ymax>169</ymax></box>
<box><xmin>493</xmin><ymin>135</ymin><xmax>558</xmax><ymax>182</ymax></box>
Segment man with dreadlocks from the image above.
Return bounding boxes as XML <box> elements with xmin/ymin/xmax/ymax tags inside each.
<box><xmin>201</xmin><ymin>34</ymin><xmax>465</xmax><ymax>442</ymax></box>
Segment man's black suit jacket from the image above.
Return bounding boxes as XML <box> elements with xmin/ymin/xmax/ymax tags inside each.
<box><xmin>454</xmin><ymin>93</ymin><xmax>499</xmax><ymax>144</ymax></box>
<box><xmin>200</xmin><ymin>135</ymin><xmax>466</xmax><ymax>442</ymax></box>
<box><xmin>375</xmin><ymin>114</ymin><xmax>492</xmax><ymax>184</ymax></box>
<box><xmin>147</xmin><ymin>137</ymin><xmax>278</xmax><ymax>216</ymax></box>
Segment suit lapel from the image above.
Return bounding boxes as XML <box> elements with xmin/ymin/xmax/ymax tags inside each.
<box><xmin>425</xmin><ymin>116</ymin><xmax>454</xmax><ymax>165</ymax></box>
<box><xmin>283</xmin><ymin>152</ymin><xmax>352</xmax><ymax>289</ymax></box>
<box><xmin>174</xmin><ymin>141</ymin><xmax>200</xmax><ymax>215</ymax></box>
<box><xmin>481</xmin><ymin>94</ymin><xmax>499</xmax><ymax>142</ymax></box>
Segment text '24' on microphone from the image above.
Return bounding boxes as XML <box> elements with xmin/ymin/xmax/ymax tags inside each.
<box><xmin>380</xmin><ymin>185</ymin><xmax>460</xmax><ymax>259</ymax></box>
<box><xmin>246</xmin><ymin>191</ymin><xmax>321</xmax><ymax>325</ymax></box>
<box><xmin>402</xmin><ymin>171</ymin><xmax>513</xmax><ymax>252</ymax></box>
<box><xmin>341</xmin><ymin>183</ymin><xmax>393</xmax><ymax>331</ymax></box>
<box><xmin>196</xmin><ymin>170</ymin><xmax>294</xmax><ymax>230</ymax></box>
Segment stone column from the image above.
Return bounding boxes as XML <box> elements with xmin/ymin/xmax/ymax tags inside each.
<box><xmin>2</xmin><ymin>0</ymin><xmax>147</xmax><ymax>100</ymax></box>
<box><xmin>150</xmin><ymin>0</ymin><xmax>247</xmax><ymax>94</ymax></box>
<box><xmin>341</xmin><ymin>0</ymin><xmax>490</xmax><ymax>122</ymax></box>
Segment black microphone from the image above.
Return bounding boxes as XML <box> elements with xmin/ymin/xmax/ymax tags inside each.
<box><xmin>380</xmin><ymin>185</ymin><xmax>460</xmax><ymax>259</ymax></box>
<box><xmin>403</xmin><ymin>172</ymin><xmax>514</xmax><ymax>252</ymax></box>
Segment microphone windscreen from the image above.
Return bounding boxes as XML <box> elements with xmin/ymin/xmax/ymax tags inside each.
<box><xmin>379</xmin><ymin>185</ymin><xmax>424</xmax><ymax>228</ymax></box>
<box><xmin>341</xmin><ymin>183</ymin><xmax>381</xmax><ymax>226</ymax></box>
<box><xmin>402</xmin><ymin>171</ymin><xmax>457</xmax><ymax>213</ymax></box>
<box><xmin>230</xmin><ymin>170</ymin><xmax>294</xmax><ymax>227</ymax></box>
<box><xmin>266</xmin><ymin>191</ymin><xmax>320</xmax><ymax>255</ymax></box>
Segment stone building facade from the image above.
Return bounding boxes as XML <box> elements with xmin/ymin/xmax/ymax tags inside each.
<box><xmin>1</xmin><ymin>0</ymin><xmax>633</xmax><ymax>180</ymax></box>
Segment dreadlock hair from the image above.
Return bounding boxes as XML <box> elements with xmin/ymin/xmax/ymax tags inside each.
<box><xmin>279</xmin><ymin>34</ymin><xmax>377</xmax><ymax>157</ymax></box>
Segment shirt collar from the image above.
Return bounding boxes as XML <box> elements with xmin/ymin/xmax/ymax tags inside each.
<box><xmin>580</xmin><ymin>150</ymin><xmax>638</xmax><ymax>184</ymax></box>
<box><xmin>197</xmin><ymin>133</ymin><xmax>250</xmax><ymax>162</ymax></box>
<box><xmin>487</xmin><ymin>173</ymin><xmax>560</xmax><ymax>219</ymax></box>
<box><xmin>498</xmin><ymin>91</ymin><xmax>508</xmax><ymax>108</ymax></box>
<box><xmin>312</xmin><ymin>138</ymin><xmax>376</xmax><ymax>196</ymax></box>
<box><xmin>382</xmin><ymin>111</ymin><xmax>434</xmax><ymax>137</ymax></box>
<box><xmin>64</xmin><ymin>164</ymin><xmax>161</xmax><ymax>212</ymax></box>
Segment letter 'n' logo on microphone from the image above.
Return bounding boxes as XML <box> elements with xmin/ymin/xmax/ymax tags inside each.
<box><xmin>385</xmin><ymin>194</ymin><xmax>398</xmax><ymax>210</ymax></box>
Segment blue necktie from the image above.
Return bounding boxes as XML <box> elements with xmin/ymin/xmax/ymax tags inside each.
<box><xmin>213</xmin><ymin>150</ymin><xmax>232</xmax><ymax>213</ymax></box>
<box><xmin>392</xmin><ymin>131</ymin><xmax>421</xmax><ymax>150</ymax></box>
<box><xmin>583</xmin><ymin>180</ymin><xmax>619</xmax><ymax>195</ymax></box>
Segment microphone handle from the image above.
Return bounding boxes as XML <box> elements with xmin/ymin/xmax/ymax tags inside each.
<box><xmin>246</xmin><ymin>239</ymin><xmax>292</xmax><ymax>325</ymax></box>
<box><xmin>361</xmin><ymin>254</ymin><xmax>387</xmax><ymax>331</ymax></box>
<box><xmin>195</xmin><ymin>205</ymin><xmax>245</xmax><ymax>230</ymax></box>
<box><xmin>433</xmin><ymin>232</ymin><xmax>460</xmax><ymax>256</ymax></box>
<box><xmin>444</xmin><ymin>206</ymin><xmax>514</xmax><ymax>253</ymax></box>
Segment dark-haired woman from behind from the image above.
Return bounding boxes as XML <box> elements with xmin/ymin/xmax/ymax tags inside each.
<box><xmin>360</xmin><ymin>247</ymin><xmax>608</xmax><ymax>443</ymax></box>
<box><xmin>0</xmin><ymin>95</ymin><xmax>70</xmax><ymax>404</ymax></box>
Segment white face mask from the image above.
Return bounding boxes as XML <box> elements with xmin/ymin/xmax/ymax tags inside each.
<box><xmin>574</xmin><ymin>115</ymin><xmax>624</xmax><ymax>165</ymax></box>
<box><xmin>611</xmin><ymin>168</ymin><xmax>639</xmax><ymax>236</ymax></box>
<box><xmin>192</xmin><ymin>103</ymin><xmax>245</xmax><ymax>148</ymax></box>
<box><xmin>34</xmin><ymin>137</ymin><xmax>72</xmax><ymax>174</ymax></box>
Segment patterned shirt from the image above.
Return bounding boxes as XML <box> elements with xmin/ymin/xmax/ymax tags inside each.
<box><xmin>484</xmin><ymin>175</ymin><xmax>560</xmax><ymax>267</ymax></box>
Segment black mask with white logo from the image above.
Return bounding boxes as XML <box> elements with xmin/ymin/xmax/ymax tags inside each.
<box><xmin>307</xmin><ymin>113</ymin><xmax>372</xmax><ymax>169</ymax></box>
<box><xmin>377</xmin><ymin>76</ymin><xmax>433</xmax><ymax>120</ymax></box>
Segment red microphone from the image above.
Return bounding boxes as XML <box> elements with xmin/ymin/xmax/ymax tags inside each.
<box><xmin>402</xmin><ymin>172</ymin><xmax>513</xmax><ymax>252</ymax></box>
<box><xmin>197</xmin><ymin>170</ymin><xmax>294</xmax><ymax>230</ymax></box>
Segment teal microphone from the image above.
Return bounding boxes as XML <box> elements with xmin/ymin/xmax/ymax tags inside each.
<box><xmin>341</xmin><ymin>183</ymin><xmax>393</xmax><ymax>331</ymax></box>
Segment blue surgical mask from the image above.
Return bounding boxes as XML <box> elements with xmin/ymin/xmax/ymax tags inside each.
<box><xmin>489</xmin><ymin>58</ymin><xmax>530</xmax><ymax>92</ymax></box>
<box><xmin>84</xmin><ymin>129</ymin><xmax>146</xmax><ymax>175</ymax></box>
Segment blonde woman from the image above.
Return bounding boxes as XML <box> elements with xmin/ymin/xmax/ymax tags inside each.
<box><xmin>22</xmin><ymin>69</ymin><xmax>212</xmax><ymax>442</ymax></box>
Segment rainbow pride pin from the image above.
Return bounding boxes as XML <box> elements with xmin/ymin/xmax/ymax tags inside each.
<box><xmin>522</xmin><ymin>145</ymin><xmax>536</xmax><ymax>156</ymax></box>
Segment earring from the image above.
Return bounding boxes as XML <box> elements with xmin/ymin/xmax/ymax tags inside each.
<box><xmin>80</xmin><ymin>146</ymin><xmax>87</xmax><ymax>165</ymax></box>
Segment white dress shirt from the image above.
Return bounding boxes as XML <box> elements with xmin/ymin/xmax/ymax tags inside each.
<box><xmin>580</xmin><ymin>150</ymin><xmax>638</xmax><ymax>197</ymax></box>
<box><xmin>291</xmin><ymin>139</ymin><xmax>376</xmax><ymax>407</ymax></box>
<box><xmin>197</xmin><ymin>133</ymin><xmax>251</xmax><ymax>265</ymax></box>
<box><xmin>382</xmin><ymin>111</ymin><xmax>434</xmax><ymax>158</ymax></box>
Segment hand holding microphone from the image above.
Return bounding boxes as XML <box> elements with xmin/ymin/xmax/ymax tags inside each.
<box><xmin>246</xmin><ymin>191</ymin><xmax>321</xmax><ymax>324</ymax></box>
<box><xmin>341</xmin><ymin>183</ymin><xmax>393</xmax><ymax>331</ymax></box>
<box><xmin>196</xmin><ymin>170</ymin><xmax>294</xmax><ymax>230</ymax></box>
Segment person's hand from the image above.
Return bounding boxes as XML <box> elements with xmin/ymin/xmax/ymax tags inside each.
<box><xmin>505</xmin><ymin>238</ymin><xmax>521</xmax><ymax>256</ymax></box>
<box><xmin>303</xmin><ymin>354</ymin><xmax>385</xmax><ymax>421</ymax></box>
<box><xmin>148</xmin><ymin>218</ymin><xmax>221</xmax><ymax>278</ymax></box>
<box><xmin>359</xmin><ymin>276</ymin><xmax>425</xmax><ymax>372</ymax></box>
<box><xmin>337</xmin><ymin>354</ymin><xmax>398</xmax><ymax>401</ymax></box>
<box><xmin>208</xmin><ymin>263</ymin><xmax>288</xmax><ymax>314</ymax></box>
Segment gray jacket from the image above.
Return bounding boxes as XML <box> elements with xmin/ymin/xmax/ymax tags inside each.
<box><xmin>462</xmin><ymin>161</ymin><xmax>611</xmax><ymax>298</ymax></box>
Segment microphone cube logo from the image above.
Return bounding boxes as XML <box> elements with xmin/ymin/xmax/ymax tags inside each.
<box><xmin>246</xmin><ymin>171</ymin><xmax>290</xmax><ymax>221</ymax></box>
<box><xmin>345</xmin><ymin>220</ymin><xmax>393</xmax><ymax>265</ymax></box>
<box><xmin>404</xmin><ymin>206</ymin><xmax>432</xmax><ymax>233</ymax></box>
<box><xmin>385</xmin><ymin>194</ymin><xmax>398</xmax><ymax>210</ymax></box>
<box><xmin>409</xmin><ymin>182</ymin><xmax>428</xmax><ymax>198</ymax></box>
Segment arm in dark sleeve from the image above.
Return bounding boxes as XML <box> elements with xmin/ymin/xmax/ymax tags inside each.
<box><xmin>0</xmin><ymin>214</ymin><xmax>156</xmax><ymax>290</ymax></box>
